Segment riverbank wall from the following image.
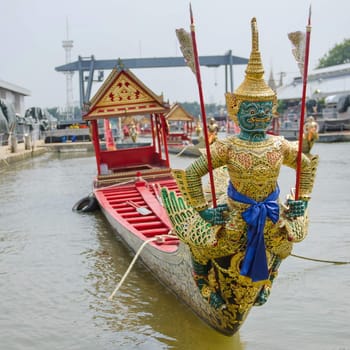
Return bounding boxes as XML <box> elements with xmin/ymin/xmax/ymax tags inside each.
<box><xmin>0</xmin><ymin>140</ymin><xmax>94</xmax><ymax>169</ymax></box>
<box><xmin>0</xmin><ymin>140</ymin><xmax>46</xmax><ymax>169</ymax></box>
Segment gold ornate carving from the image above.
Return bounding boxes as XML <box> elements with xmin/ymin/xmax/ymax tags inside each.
<box><xmin>160</xmin><ymin>16</ymin><xmax>319</xmax><ymax>334</ymax></box>
<box><xmin>84</xmin><ymin>69</ymin><xmax>169</xmax><ymax>120</ymax></box>
<box><xmin>225</xmin><ymin>18</ymin><xmax>277</xmax><ymax>122</ymax></box>
<box><xmin>100</xmin><ymin>76</ymin><xmax>153</xmax><ymax>106</ymax></box>
<box><xmin>288</xmin><ymin>31</ymin><xmax>306</xmax><ymax>76</ymax></box>
<box><xmin>176</xmin><ymin>28</ymin><xmax>196</xmax><ymax>74</ymax></box>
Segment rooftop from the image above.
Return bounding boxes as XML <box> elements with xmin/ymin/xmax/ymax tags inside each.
<box><xmin>0</xmin><ymin>79</ymin><xmax>31</xmax><ymax>96</ymax></box>
<box><xmin>276</xmin><ymin>63</ymin><xmax>350</xmax><ymax>100</ymax></box>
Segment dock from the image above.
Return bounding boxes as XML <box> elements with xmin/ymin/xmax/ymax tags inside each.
<box><xmin>0</xmin><ymin>139</ymin><xmax>95</xmax><ymax>169</ymax></box>
<box><xmin>43</xmin><ymin>142</ymin><xmax>95</xmax><ymax>153</ymax></box>
<box><xmin>317</xmin><ymin>131</ymin><xmax>350</xmax><ymax>142</ymax></box>
<box><xmin>0</xmin><ymin>139</ymin><xmax>47</xmax><ymax>169</ymax></box>
<box><xmin>278</xmin><ymin>129</ymin><xmax>350</xmax><ymax>142</ymax></box>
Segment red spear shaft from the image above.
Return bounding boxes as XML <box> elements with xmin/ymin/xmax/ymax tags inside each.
<box><xmin>189</xmin><ymin>4</ymin><xmax>217</xmax><ymax>207</ymax></box>
<box><xmin>295</xmin><ymin>7</ymin><xmax>312</xmax><ymax>200</ymax></box>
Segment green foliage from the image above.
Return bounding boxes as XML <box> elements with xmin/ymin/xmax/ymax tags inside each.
<box><xmin>205</xmin><ymin>103</ymin><xmax>223</xmax><ymax>115</ymax></box>
<box><xmin>180</xmin><ymin>102</ymin><xmax>201</xmax><ymax>118</ymax></box>
<box><xmin>47</xmin><ymin>107</ymin><xmax>61</xmax><ymax>119</ymax></box>
<box><xmin>317</xmin><ymin>39</ymin><xmax>350</xmax><ymax>68</ymax></box>
<box><xmin>277</xmin><ymin>100</ymin><xmax>287</xmax><ymax>115</ymax></box>
<box><xmin>179</xmin><ymin>102</ymin><xmax>226</xmax><ymax>119</ymax></box>
<box><xmin>73</xmin><ymin>106</ymin><xmax>82</xmax><ymax>119</ymax></box>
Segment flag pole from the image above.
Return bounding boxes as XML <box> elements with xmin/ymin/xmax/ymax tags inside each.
<box><xmin>189</xmin><ymin>4</ymin><xmax>217</xmax><ymax>207</ymax></box>
<box><xmin>295</xmin><ymin>6</ymin><xmax>312</xmax><ymax>200</ymax></box>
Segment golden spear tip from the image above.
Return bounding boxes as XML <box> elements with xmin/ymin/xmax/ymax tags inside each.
<box><xmin>189</xmin><ymin>3</ymin><xmax>194</xmax><ymax>24</ymax></box>
<box><xmin>308</xmin><ymin>4</ymin><xmax>312</xmax><ymax>25</ymax></box>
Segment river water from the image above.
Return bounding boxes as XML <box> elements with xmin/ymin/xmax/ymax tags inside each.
<box><xmin>0</xmin><ymin>142</ymin><xmax>349</xmax><ymax>350</ymax></box>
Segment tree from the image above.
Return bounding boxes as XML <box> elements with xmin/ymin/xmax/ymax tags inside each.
<box><xmin>317</xmin><ymin>39</ymin><xmax>350</xmax><ymax>68</ymax></box>
<box><xmin>180</xmin><ymin>102</ymin><xmax>201</xmax><ymax>118</ymax></box>
<box><xmin>47</xmin><ymin>107</ymin><xmax>61</xmax><ymax>120</ymax></box>
<box><xmin>179</xmin><ymin>102</ymin><xmax>226</xmax><ymax>119</ymax></box>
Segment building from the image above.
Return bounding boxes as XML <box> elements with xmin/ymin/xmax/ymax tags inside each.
<box><xmin>276</xmin><ymin>62</ymin><xmax>350</xmax><ymax>103</ymax></box>
<box><xmin>0</xmin><ymin>79</ymin><xmax>31</xmax><ymax>116</ymax></box>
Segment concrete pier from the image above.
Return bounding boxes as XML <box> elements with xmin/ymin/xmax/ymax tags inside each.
<box><xmin>317</xmin><ymin>131</ymin><xmax>350</xmax><ymax>142</ymax></box>
<box><xmin>0</xmin><ymin>139</ymin><xmax>47</xmax><ymax>169</ymax></box>
<box><xmin>0</xmin><ymin>139</ymin><xmax>95</xmax><ymax>169</ymax></box>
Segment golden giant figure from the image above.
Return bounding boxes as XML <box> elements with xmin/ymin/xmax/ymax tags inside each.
<box><xmin>162</xmin><ymin>17</ymin><xmax>318</xmax><ymax>328</ymax></box>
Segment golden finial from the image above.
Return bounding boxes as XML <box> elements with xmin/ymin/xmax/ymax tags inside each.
<box><xmin>226</xmin><ymin>18</ymin><xmax>277</xmax><ymax>122</ymax></box>
<box><xmin>251</xmin><ymin>17</ymin><xmax>259</xmax><ymax>52</ymax></box>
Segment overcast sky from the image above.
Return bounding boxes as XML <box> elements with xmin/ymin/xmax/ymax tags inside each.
<box><xmin>1</xmin><ymin>0</ymin><xmax>349</xmax><ymax>111</ymax></box>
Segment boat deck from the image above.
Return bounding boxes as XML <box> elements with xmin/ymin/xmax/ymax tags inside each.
<box><xmin>94</xmin><ymin>162</ymin><xmax>173</xmax><ymax>187</ymax></box>
<box><xmin>95</xmin><ymin>177</ymin><xmax>181</xmax><ymax>252</ymax></box>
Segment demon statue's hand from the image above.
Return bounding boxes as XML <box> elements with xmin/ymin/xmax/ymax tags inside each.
<box><xmin>198</xmin><ymin>204</ymin><xmax>229</xmax><ymax>225</ymax></box>
<box><xmin>286</xmin><ymin>199</ymin><xmax>306</xmax><ymax>218</ymax></box>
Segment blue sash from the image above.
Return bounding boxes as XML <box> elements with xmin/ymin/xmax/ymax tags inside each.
<box><xmin>227</xmin><ymin>182</ymin><xmax>280</xmax><ymax>282</ymax></box>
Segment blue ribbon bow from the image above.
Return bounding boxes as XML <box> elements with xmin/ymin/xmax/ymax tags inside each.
<box><xmin>227</xmin><ymin>182</ymin><xmax>280</xmax><ymax>282</ymax></box>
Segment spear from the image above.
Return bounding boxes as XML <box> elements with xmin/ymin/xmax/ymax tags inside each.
<box><xmin>290</xmin><ymin>6</ymin><xmax>312</xmax><ymax>200</ymax></box>
<box><xmin>176</xmin><ymin>4</ymin><xmax>217</xmax><ymax>207</ymax></box>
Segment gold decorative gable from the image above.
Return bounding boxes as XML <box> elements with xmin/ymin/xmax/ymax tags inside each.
<box><xmin>83</xmin><ymin>69</ymin><xmax>169</xmax><ymax>120</ymax></box>
<box><xmin>165</xmin><ymin>103</ymin><xmax>194</xmax><ymax>122</ymax></box>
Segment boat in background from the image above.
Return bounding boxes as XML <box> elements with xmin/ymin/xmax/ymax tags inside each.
<box><xmin>317</xmin><ymin>94</ymin><xmax>350</xmax><ymax>133</ymax></box>
<box><xmin>270</xmin><ymin>94</ymin><xmax>350</xmax><ymax>142</ymax></box>
<box><xmin>74</xmin><ymin>67</ymin><xmax>249</xmax><ymax>336</ymax></box>
<box><xmin>167</xmin><ymin>136</ymin><xmax>204</xmax><ymax>157</ymax></box>
<box><xmin>164</xmin><ymin>103</ymin><xmax>202</xmax><ymax>157</ymax></box>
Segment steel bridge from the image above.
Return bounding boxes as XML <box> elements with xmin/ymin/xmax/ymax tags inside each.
<box><xmin>55</xmin><ymin>51</ymin><xmax>248</xmax><ymax>109</ymax></box>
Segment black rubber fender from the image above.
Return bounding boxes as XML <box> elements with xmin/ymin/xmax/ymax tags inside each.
<box><xmin>72</xmin><ymin>193</ymin><xmax>99</xmax><ymax>213</ymax></box>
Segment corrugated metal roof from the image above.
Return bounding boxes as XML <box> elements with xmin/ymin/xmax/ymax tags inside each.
<box><xmin>276</xmin><ymin>63</ymin><xmax>350</xmax><ymax>100</ymax></box>
<box><xmin>0</xmin><ymin>79</ymin><xmax>31</xmax><ymax>96</ymax></box>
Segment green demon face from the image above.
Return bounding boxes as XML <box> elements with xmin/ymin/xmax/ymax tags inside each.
<box><xmin>237</xmin><ymin>101</ymin><xmax>273</xmax><ymax>132</ymax></box>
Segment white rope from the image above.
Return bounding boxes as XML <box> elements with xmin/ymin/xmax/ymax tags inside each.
<box><xmin>108</xmin><ymin>235</ymin><xmax>169</xmax><ymax>300</ymax></box>
<box><xmin>0</xmin><ymin>158</ymin><xmax>9</xmax><ymax>166</ymax></box>
<box><xmin>176</xmin><ymin>145</ymin><xmax>190</xmax><ymax>157</ymax></box>
<box><xmin>291</xmin><ymin>253</ymin><xmax>350</xmax><ymax>265</ymax></box>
